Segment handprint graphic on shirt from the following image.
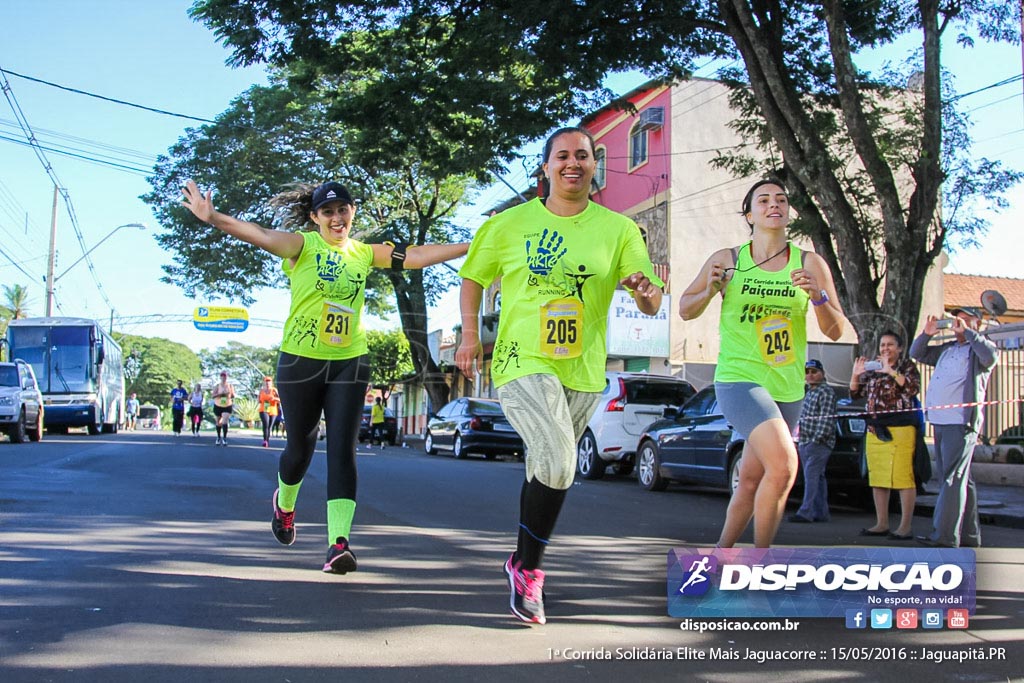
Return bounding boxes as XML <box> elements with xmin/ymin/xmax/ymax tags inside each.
<box><xmin>525</xmin><ymin>228</ymin><xmax>567</xmax><ymax>276</ymax></box>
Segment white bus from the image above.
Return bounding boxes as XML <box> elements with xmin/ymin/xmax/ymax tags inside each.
<box><xmin>5</xmin><ymin>317</ymin><xmax>124</xmax><ymax>434</ymax></box>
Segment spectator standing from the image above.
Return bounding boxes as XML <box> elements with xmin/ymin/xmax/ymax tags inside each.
<box><xmin>789</xmin><ymin>359</ymin><xmax>837</xmax><ymax>523</ymax></box>
<box><xmin>911</xmin><ymin>308</ymin><xmax>999</xmax><ymax>548</ymax></box>
<box><xmin>170</xmin><ymin>380</ymin><xmax>188</xmax><ymax>436</ymax></box>
<box><xmin>850</xmin><ymin>331</ymin><xmax>921</xmax><ymax>540</ymax></box>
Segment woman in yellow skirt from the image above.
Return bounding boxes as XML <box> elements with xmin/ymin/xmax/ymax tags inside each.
<box><xmin>850</xmin><ymin>331</ymin><xmax>921</xmax><ymax>540</ymax></box>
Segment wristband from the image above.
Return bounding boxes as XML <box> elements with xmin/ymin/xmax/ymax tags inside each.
<box><xmin>383</xmin><ymin>240</ymin><xmax>408</xmax><ymax>270</ymax></box>
<box><xmin>811</xmin><ymin>289</ymin><xmax>829</xmax><ymax>306</ymax></box>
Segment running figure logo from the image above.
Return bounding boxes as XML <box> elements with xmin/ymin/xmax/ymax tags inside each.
<box><xmin>677</xmin><ymin>555</ymin><xmax>717</xmax><ymax>597</ymax></box>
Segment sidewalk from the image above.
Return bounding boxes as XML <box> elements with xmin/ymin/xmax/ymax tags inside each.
<box><xmin>915</xmin><ymin>461</ymin><xmax>1024</xmax><ymax>530</ymax></box>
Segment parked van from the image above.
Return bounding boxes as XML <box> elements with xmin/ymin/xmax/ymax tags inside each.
<box><xmin>137</xmin><ymin>404</ymin><xmax>161</xmax><ymax>430</ymax></box>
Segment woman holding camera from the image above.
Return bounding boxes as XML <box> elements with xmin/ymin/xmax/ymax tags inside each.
<box><xmin>850</xmin><ymin>331</ymin><xmax>921</xmax><ymax>540</ymax></box>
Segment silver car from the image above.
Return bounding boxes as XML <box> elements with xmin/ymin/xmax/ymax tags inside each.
<box><xmin>0</xmin><ymin>359</ymin><xmax>44</xmax><ymax>443</ymax></box>
<box><xmin>576</xmin><ymin>371</ymin><xmax>695</xmax><ymax>479</ymax></box>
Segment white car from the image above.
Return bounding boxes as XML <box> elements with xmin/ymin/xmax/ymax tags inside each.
<box><xmin>576</xmin><ymin>372</ymin><xmax>695</xmax><ymax>479</ymax></box>
<box><xmin>0</xmin><ymin>359</ymin><xmax>44</xmax><ymax>443</ymax></box>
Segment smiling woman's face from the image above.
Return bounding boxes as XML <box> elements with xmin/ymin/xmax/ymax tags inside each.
<box><xmin>746</xmin><ymin>183</ymin><xmax>790</xmax><ymax>230</ymax></box>
<box><xmin>542</xmin><ymin>132</ymin><xmax>596</xmax><ymax>200</ymax></box>
<box><xmin>310</xmin><ymin>200</ymin><xmax>356</xmax><ymax>246</ymax></box>
<box><xmin>878</xmin><ymin>334</ymin><xmax>902</xmax><ymax>360</ymax></box>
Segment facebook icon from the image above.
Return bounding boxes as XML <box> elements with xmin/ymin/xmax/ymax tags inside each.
<box><xmin>845</xmin><ymin>609</ymin><xmax>866</xmax><ymax>629</ymax></box>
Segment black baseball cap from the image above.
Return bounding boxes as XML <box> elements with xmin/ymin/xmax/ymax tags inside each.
<box><xmin>805</xmin><ymin>359</ymin><xmax>824</xmax><ymax>372</ymax></box>
<box><xmin>950</xmin><ymin>306</ymin><xmax>981</xmax><ymax>319</ymax></box>
<box><xmin>311</xmin><ymin>182</ymin><xmax>355</xmax><ymax>211</ymax></box>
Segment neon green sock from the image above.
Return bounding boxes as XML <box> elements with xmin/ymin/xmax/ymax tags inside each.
<box><xmin>327</xmin><ymin>498</ymin><xmax>357</xmax><ymax>544</ymax></box>
<box><xmin>277</xmin><ymin>476</ymin><xmax>302</xmax><ymax>512</ymax></box>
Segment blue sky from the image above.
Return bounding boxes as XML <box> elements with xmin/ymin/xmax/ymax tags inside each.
<box><xmin>1</xmin><ymin>2</ymin><xmax>1021</xmax><ymax>356</ymax></box>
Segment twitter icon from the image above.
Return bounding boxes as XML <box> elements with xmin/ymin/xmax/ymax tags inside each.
<box><xmin>870</xmin><ymin>609</ymin><xmax>893</xmax><ymax>629</ymax></box>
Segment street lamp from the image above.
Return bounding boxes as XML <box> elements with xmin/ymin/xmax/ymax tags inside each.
<box><xmin>45</xmin><ymin>222</ymin><xmax>147</xmax><ymax>316</ymax></box>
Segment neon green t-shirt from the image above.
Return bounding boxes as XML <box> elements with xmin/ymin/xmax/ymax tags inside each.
<box><xmin>280</xmin><ymin>231</ymin><xmax>374</xmax><ymax>360</ymax></box>
<box><xmin>460</xmin><ymin>198</ymin><xmax>663</xmax><ymax>392</ymax></box>
<box><xmin>714</xmin><ymin>242</ymin><xmax>809</xmax><ymax>402</ymax></box>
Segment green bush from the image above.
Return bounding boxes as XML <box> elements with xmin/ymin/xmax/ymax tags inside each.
<box><xmin>233</xmin><ymin>396</ymin><xmax>260</xmax><ymax>427</ymax></box>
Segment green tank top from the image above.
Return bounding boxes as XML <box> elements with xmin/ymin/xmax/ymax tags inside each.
<box><xmin>714</xmin><ymin>242</ymin><xmax>809</xmax><ymax>402</ymax></box>
<box><xmin>280</xmin><ymin>231</ymin><xmax>374</xmax><ymax>360</ymax></box>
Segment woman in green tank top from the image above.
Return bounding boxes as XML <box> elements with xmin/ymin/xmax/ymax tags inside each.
<box><xmin>679</xmin><ymin>179</ymin><xmax>846</xmax><ymax>548</ymax></box>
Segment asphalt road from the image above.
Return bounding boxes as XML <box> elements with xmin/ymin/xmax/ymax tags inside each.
<box><xmin>1</xmin><ymin>431</ymin><xmax>1022</xmax><ymax>682</ymax></box>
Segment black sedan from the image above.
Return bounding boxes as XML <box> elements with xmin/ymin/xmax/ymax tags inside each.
<box><xmin>635</xmin><ymin>385</ymin><xmax>870</xmax><ymax>506</ymax></box>
<box><xmin>425</xmin><ymin>397</ymin><xmax>525</xmax><ymax>459</ymax></box>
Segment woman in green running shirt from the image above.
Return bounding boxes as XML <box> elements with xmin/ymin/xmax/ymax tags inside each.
<box><xmin>456</xmin><ymin>127</ymin><xmax>663</xmax><ymax>625</ymax></box>
<box><xmin>680</xmin><ymin>179</ymin><xmax>845</xmax><ymax>548</ymax></box>
<box><xmin>183</xmin><ymin>179</ymin><xmax>467</xmax><ymax>574</ymax></box>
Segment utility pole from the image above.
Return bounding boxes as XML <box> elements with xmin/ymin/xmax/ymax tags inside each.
<box><xmin>45</xmin><ymin>184</ymin><xmax>58</xmax><ymax>317</ymax></box>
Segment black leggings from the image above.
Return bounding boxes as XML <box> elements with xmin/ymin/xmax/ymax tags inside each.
<box><xmin>260</xmin><ymin>412</ymin><xmax>274</xmax><ymax>441</ymax></box>
<box><xmin>275</xmin><ymin>352</ymin><xmax>369</xmax><ymax>500</ymax></box>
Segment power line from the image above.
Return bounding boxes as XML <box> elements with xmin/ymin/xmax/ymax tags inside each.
<box><xmin>0</xmin><ymin>116</ymin><xmax>159</xmax><ymax>163</ymax></box>
<box><xmin>0</xmin><ymin>133</ymin><xmax>153</xmax><ymax>175</ymax></box>
<box><xmin>948</xmin><ymin>74</ymin><xmax>1023</xmax><ymax>102</ymax></box>
<box><xmin>0</xmin><ymin>240</ymin><xmax>39</xmax><ymax>283</ymax></box>
<box><xmin>0</xmin><ymin>67</ymin><xmax>219</xmax><ymax>124</ymax></box>
<box><xmin>0</xmin><ymin>66</ymin><xmax>116</xmax><ymax>313</ymax></box>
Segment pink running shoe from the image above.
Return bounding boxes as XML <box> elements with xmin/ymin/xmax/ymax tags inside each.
<box><xmin>504</xmin><ymin>553</ymin><xmax>546</xmax><ymax>624</ymax></box>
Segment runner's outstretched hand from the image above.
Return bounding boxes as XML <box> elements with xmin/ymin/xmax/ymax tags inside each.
<box><xmin>182</xmin><ymin>180</ymin><xmax>215</xmax><ymax>224</ymax></box>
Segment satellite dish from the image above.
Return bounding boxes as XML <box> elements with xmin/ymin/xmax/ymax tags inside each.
<box><xmin>981</xmin><ymin>290</ymin><xmax>1007</xmax><ymax>317</ymax></box>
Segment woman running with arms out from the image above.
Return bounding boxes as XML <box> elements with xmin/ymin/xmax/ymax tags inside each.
<box><xmin>679</xmin><ymin>179</ymin><xmax>846</xmax><ymax>548</ymax></box>
<box><xmin>183</xmin><ymin>179</ymin><xmax>468</xmax><ymax>573</ymax></box>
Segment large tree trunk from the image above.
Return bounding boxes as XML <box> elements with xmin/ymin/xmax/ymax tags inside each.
<box><xmin>391</xmin><ymin>269</ymin><xmax>451</xmax><ymax>414</ymax></box>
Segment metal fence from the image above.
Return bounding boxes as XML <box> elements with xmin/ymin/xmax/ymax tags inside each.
<box><xmin>915</xmin><ymin>346</ymin><xmax>1023</xmax><ymax>444</ymax></box>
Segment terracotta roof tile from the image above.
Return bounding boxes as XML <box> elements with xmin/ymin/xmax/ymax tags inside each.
<box><xmin>944</xmin><ymin>273</ymin><xmax>1024</xmax><ymax>313</ymax></box>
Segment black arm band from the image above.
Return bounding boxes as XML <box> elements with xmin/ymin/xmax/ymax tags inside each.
<box><xmin>384</xmin><ymin>240</ymin><xmax>408</xmax><ymax>270</ymax></box>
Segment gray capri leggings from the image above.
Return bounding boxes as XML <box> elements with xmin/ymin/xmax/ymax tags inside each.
<box><xmin>714</xmin><ymin>381</ymin><xmax>802</xmax><ymax>440</ymax></box>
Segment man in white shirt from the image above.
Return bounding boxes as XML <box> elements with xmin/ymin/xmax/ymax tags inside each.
<box><xmin>910</xmin><ymin>307</ymin><xmax>998</xmax><ymax>548</ymax></box>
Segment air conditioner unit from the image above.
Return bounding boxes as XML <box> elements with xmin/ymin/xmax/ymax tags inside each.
<box><xmin>637</xmin><ymin>107</ymin><xmax>664</xmax><ymax>132</ymax></box>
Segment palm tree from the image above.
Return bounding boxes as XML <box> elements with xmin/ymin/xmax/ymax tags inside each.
<box><xmin>1</xmin><ymin>284</ymin><xmax>32</xmax><ymax>320</ymax></box>
<box><xmin>0</xmin><ymin>284</ymin><xmax>32</xmax><ymax>347</ymax></box>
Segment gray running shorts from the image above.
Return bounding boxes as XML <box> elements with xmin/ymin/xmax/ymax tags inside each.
<box><xmin>714</xmin><ymin>381</ymin><xmax>801</xmax><ymax>440</ymax></box>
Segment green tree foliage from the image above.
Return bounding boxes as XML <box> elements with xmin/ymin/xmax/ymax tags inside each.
<box><xmin>198</xmin><ymin>341</ymin><xmax>280</xmax><ymax>397</ymax></box>
<box><xmin>1</xmin><ymin>284</ymin><xmax>32</xmax><ymax>320</ymax></box>
<box><xmin>1</xmin><ymin>284</ymin><xmax>33</xmax><ymax>341</ymax></box>
<box><xmin>366</xmin><ymin>328</ymin><xmax>414</xmax><ymax>399</ymax></box>
<box><xmin>190</xmin><ymin>0</ymin><xmax>1021</xmax><ymax>350</ymax></box>
<box><xmin>144</xmin><ymin>74</ymin><xmax>472</xmax><ymax>410</ymax></box>
<box><xmin>113</xmin><ymin>333</ymin><xmax>202</xmax><ymax>407</ymax></box>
